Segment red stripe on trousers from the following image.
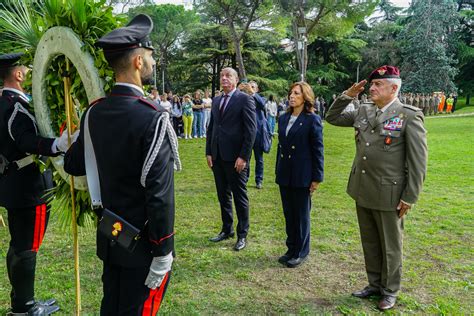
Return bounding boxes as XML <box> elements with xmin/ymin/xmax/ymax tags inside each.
<box><xmin>32</xmin><ymin>205</ymin><xmax>41</xmax><ymax>252</ymax></box>
<box><xmin>142</xmin><ymin>272</ymin><xmax>169</xmax><ymax>316</ymax></box>
<box><xmin>31</xmin><ymin>204</ymin><xmax>47</xmax><ymax>252</ymax></box>
<box><xmin>38</xmin><ymin>204</ymin><xmax>47</xmax><ymax>248</ymax></box>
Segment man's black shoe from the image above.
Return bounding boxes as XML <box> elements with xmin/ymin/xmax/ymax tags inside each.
<box><xmin>209</xmin><ymin>232</ymin><xmax>234</xmax><ymax>242</ymax></box>
<box><xmin>286</xmin><ymin>256</ymin><xmax>307</xmax><ymax>268</ymax></box>
<box><xmin>352</xmin><ymin>286</ymin><xmax>381</xmax><ymax>298</ymax></box>
<box><xmin>278</xmin><ymin>254</ymin><xmax>291</xmax><ymax>264</ymax></box>
<box><xmin>234</xmin><ymin>238</ymin><xmax>246</xmax><ymax>251</ymax></box>
<box><xmin>256</xmin><ymin>182</ymin><xmax>262</xmax><ymax>189</ymax></box>
<box><xmin>8</xmin><ymin>300</ymin><xmax>60</xmax><ymax>316</ymax></box>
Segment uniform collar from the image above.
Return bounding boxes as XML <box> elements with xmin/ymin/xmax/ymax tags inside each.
<box><xmin>2</xmin><ymin>87</ymin><xmax>29</xmax><ymax>103</ymax></box>
<box><xmin>378</xmin><ymin>97</ymin><xmax>398</xmax><ymax>113</ymax></box>
<box><xmin>115</xmin><ymin>82</ymin><xmax>144</xmax><ymax>96</ymax></box>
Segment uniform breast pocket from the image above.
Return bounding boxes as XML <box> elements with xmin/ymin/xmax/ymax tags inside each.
<box><xmin>353</xmin><ymin>120</ymin><xmax>368</xmax><ymax>142</ymax></box>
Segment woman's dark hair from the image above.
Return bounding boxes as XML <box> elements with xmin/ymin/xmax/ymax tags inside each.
<box><xmin>287</xmin><ymin>81</ymin><xmax>315</xmax><ymax>114</ymax></box>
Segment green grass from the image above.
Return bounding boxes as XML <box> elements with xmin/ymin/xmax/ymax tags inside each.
<box><xmin>1</xmin><ymin>115</ymin><xmax>473</xmax><ymax>314</ymax></box>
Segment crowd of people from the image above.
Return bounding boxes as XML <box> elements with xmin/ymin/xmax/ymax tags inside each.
<box><xmin>0</xmin><ymin>13</ymin><xmax>432</xmax><ymax>315</ymax></box>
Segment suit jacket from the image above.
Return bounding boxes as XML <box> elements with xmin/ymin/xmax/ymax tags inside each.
<box><xmin>206</xmin><ymin>89</ymin><xmax>256</xmax><ymax>162</ymax></box>
<box><xmin>64</xmin><ymin>85</ymin><xmax>175</xmax><ymax>268</ymax></box>
<box><xmin>253</xmin><ymin>93</ymin><xmax>267</xmax><ymax>149</ymax></box>
<box><xmin>0</xmin><ymin>89</ymin><xmax>56</xmax><ymax>208</ymax></box>
<box><xmin>275</xmin><ymin>112</ymin><xmax>324</xmax><ymax>187</ymax></box>
<box><xmin>326</xmin><ymin>94</ymin><xmax>427</xmax><ymax>211</ymax></box>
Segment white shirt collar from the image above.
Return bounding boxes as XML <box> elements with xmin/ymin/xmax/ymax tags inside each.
<box><xmin>115</xmin><ymin>82</ymin><xmax>144</xmax><ymax>95</ymax></box>
<box><xmin>224</xmin><ymin>88</ymin><xmax>237</xmax><ymax>97</ymax></box>
<box><xmin>2</xmin><ymin>87</ymin><xmax>29</xmax><ymax>102</ymax></box>
<box><xmin>379</xmin><ymin>97</ymin><xmax>398</xmax><ymax>113</ymax></box>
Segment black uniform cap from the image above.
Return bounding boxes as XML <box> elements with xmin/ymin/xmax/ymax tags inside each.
<box><xmin>0</xmin><ymin>52</ymin><xmax>24</xmax><ymax>70</ymax></box>
<box><xmin>96</xmin><ymin>14</ymin><xmax>154</xmax><ymax>53</ymax></box>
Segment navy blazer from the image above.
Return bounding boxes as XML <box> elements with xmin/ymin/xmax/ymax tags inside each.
<box><xmin>206</xmin><ymin>89</ymin><xmax>257</xmax><ymax>162</ymax></box>
<box><xmin>275</xmin><ymin>112</ymin><xmax>324</xmax><ymax>187</ymax></box>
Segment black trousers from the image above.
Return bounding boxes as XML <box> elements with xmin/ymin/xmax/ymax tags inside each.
<box><xmin>212</xmin><ymin>157</ymin><xmax>250</xmax><ymax>238</ymax></box>
<box><xmin>101</xmin><ymin>263</ymin><xmax>171</xmax><ymax>316</ymax></box>
<box><xmin>7</xmin><ymin>204</ymin><xmax>50</xmax><ymax>313</ymax></box>
<box><xmin>279</xmin><ymin>186</ymin><xmax>311</xmax><ymax>259</ymax></box>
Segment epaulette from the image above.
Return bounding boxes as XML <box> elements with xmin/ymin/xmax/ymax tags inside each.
<box><xmin>138</xmin><ymin>97</ymin><xmax>158</xmax><ymax>111</ymax></box>
<box><xmin>89</xmin><ymin>97</ymin><xmax>106</xmax><ymax>107</ymax></box>
<box><xmin>402</xmin><ymin>104</ymin><xmax>421</xmax><ymax>112</ymax></box>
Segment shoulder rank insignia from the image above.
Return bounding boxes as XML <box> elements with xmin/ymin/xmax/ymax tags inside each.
<box><xmin>112</xmin><ymin>221</ymin><xmax>123</xmax><ymax>237</ymax></box>
<box><xmin>383</xmin><ymin>116</ymin><xmax>403</xmax><ymax>131</ymax></box>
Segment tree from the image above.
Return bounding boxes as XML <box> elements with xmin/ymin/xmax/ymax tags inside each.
<box><xmin>129</xmin><ymin>4</ymin><xmax>199</xmax><ymax>92</ymax></box>
<box><xmin>197</xmin><ymin>0</ymin><xmax>274</xmax><ymax>79</ymax></box>
<box><xmin>277</xmin><ymin>0</ymin><xmax>377</xmax><ymax>81</ymax></box>
<box><xmin>400</xmin><ymin>0</ymin><xmax>460</xmax><ymax>93</ymax></box>
<box><xmin>454</xmin><ymin>0</ymin><xmax>473</xmax><ymax>103</ymax></box>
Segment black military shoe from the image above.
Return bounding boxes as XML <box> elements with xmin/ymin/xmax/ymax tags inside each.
<box><xmin>234</xmin><ymin>238</ymin><xmax>246</xmax><ymax>251</ymax></box>
<box><xmin>278</xmin><ymin>253</ymin><xmax>292</xmax><ymax>264</ymax></box>
<box><xmin>209</xmin><ymin>231</ymin><xmax>235</xmax><ymax>242</ymax></box>
<box><xmin>352</xmin><ymin>286</ymin><xmax>381</xmax><ymax>298</ymax></box>
<box><xmin>286</xmin><ymin>256</ymin><xmax>307</xmax><ymax>268</ymax></box>
<box><xmin>8</xmin><ymin>300</ymin><xmax>60</xmax><ymax>316</ymax></box>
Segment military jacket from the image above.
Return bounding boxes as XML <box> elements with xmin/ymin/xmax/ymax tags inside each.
<box><xmin>64</xmin><ymin>85</ymin><xmax>175</xmax><ymax>268</ymax></box>
<box><xmin>0</xmin><ymin>89</ymin><xmax>56</xmax><ymax>208</ymax></box>
<box><xmin>326</xmin><ymin>94</ymin><xmax>427</xmax><ymax>211</ymax></box>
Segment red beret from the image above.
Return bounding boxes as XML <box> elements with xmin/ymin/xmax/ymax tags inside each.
<box><xmin>368</xmin><ymin>65</ymin><xmax>400</xmax><ymax>82</ymax></box>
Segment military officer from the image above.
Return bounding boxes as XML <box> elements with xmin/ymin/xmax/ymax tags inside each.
<box><xmin>326</xmin><ymin>65</ymin><xmax>427</xmax><ymax>311</ymax></box>
<box><xmin>64</xmin><ymin>14</ymin><xmax>180</xmax><ymax>315</ymax></box>
<box><xmin>0</xmin><ymin>53</ymin><xmax>70</xmax><ymax>315</ymax></box>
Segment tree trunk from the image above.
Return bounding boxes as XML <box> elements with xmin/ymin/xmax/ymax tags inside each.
<box><xmin>467</xmin><ymin>93</ymin><xmax>470</xmax><ymax>105</ymax></box>
<box><xmin>229</xmin><ymin>21</ymin><xmax>246</xmax><ymax>79</ymax></box>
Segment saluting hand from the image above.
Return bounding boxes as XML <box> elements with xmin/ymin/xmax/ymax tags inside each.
<box><xmin>309</xmin><ymin>181</ymin><xmax>320</xmax><ymax>194</ymax></box>
<box><xmin>345</xmin><ymin>80</ymin><xmax>367</xmax><ymax>98</ymax></box>
<box><xmin>397</xmin><ymin>200</ymin><xmax>411</xmax><ymax>218</ymax></box>
<box><xmin>234</xmin><ymin>157</ymin><xmax>247</xmax><ymax>173</ymax></box>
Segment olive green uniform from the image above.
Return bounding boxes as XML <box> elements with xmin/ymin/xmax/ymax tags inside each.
<box><xmin>326</xmin><ymin>94</ymin><xmax>427</xmax><ymax>296</ymax></box>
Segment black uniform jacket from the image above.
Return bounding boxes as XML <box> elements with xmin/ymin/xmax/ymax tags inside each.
<box><xmin>276</xmin><ymin>112</ymin><xmax>324</xmax><ymax>187</ymax></box>
<box><xmin>206</xmin><ymin>89</ymin><xmax>256</xmax><ymax>162</ymax></box>
<box><xmin>64</xmin><ymin>85</ymin><xmax>175</xmax><ymax>268</ymax></box>
<box><xmin>0</xmin><ymin>89</ymin><xmax>56</xmax><ymax>208</ymax></box>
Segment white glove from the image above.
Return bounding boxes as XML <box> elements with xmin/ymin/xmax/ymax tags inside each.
<box><xmin>54</xmin><ymin>129</ymin><xmax>79</xmax><ymax>153</ymax></box>
<box><xmin>144</xmin><ymin>252</ymin><xmax>173</xmax><ymax>290</ymax></box>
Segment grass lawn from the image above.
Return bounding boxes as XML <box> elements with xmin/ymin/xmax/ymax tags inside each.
<box><xmin>1</xmin><ymin>113</ymin><xmax>473</xmax><ymax>314</ymax></box>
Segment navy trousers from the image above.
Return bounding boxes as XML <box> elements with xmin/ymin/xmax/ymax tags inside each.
<box><xmin>279</xmin><ymin>186</ymin><xmax>311</xmax><ymax>259</ymax></box>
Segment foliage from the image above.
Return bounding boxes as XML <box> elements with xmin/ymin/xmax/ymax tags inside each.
<box><xmin>399</xmin><ymin>0</ymin><xmax>460</xmax><ymax>93</ymax></box>
<box><xmin>0</xmin><ymin>0</ymin><xmax>123</xmax><ymax>228</ymax></box>
<box><xmin>128</xmin><ymin>4</ymin><xmax>199</xmax><ymax>92</ymax></box>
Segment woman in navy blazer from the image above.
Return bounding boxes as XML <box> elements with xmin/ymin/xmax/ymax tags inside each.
<box><xmin>276</xmin><ymin>82</ymin><xmax>324</xmax><ymax>268</ymax></box>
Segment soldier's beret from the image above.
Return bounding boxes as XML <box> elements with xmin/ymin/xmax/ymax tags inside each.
<box><xmin>0</xmin><ymin>52</ymin><xmax>24</xmax><ymax>70</ymax></box>
<box><xmin>369</xmin><ymin>65</ymin><xmax>400</xmax><ymax>82</ymax></box>
<box><xmin>96</xmin><ymin>14</ymin><xmax>154</xmax><ymax>54</ymax></box>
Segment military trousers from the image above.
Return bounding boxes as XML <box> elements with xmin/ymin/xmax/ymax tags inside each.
<box><xmin>356</xmin><ymin>204</ymin><xmax>404</xmax><ymax>296</ymax></box>
<box><xmin>6</xmin><ymin>204</ymin><xmax>50</xmax><ymax>312</ymax></box>
<box><xmin>101</xmin><ymin>262</ymin><xmax>171</xmax><ymax>315</ymax></box>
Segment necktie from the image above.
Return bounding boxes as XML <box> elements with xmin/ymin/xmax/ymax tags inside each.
<box><xmin>220</xmin><ymin>95</ymin><xmax>229</xmax><ymax>116</ymax></box>
<box><xmin>376</xmin><ymin>109</ymin><xmax>382</xmax><ymax>118</ymax></box>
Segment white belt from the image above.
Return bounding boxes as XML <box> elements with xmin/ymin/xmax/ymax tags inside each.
<box><xmin>14</xmin><ymin>155</ymin><xmax>35</xmax><ymax>169</ymax></box>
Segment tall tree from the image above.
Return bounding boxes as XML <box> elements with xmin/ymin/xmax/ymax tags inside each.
<box><xmin>454</xmin><ymin>0</ymin><xmax>473</xmax><ymax>103</ymax></box>
<box><xmin>277</xmin><ymin>0</ymin><xmax>377</xmax><ymax>81</ymax></box>
<box><xmin>197</xmin><ymin>0</ymin><xmax>274</xmax><ymax>79</ymax></box>
<box><xmin>400</xmin><ymin>0</ymin><xmax>460</xmax><ymax>93</ymax></box>
<box><xmin>129</xmin><ymin>4</ymin><xmax>199</xmax><ymax>92</ymax></box>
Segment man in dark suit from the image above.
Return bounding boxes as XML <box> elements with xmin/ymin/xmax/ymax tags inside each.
<box><xmin>206</xmin><ymin>67</ymin><xmax>256</xmax><ymax>251</ymax></box>
<box><xmin>64</xmin><ymin>15</ymin><xmax>179</xmax><ymax>314</ymax></box>
<box><xmin>0</xmin><ymin>53</ymin><xmax>65</xmax><ymax>315</ymax></box>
